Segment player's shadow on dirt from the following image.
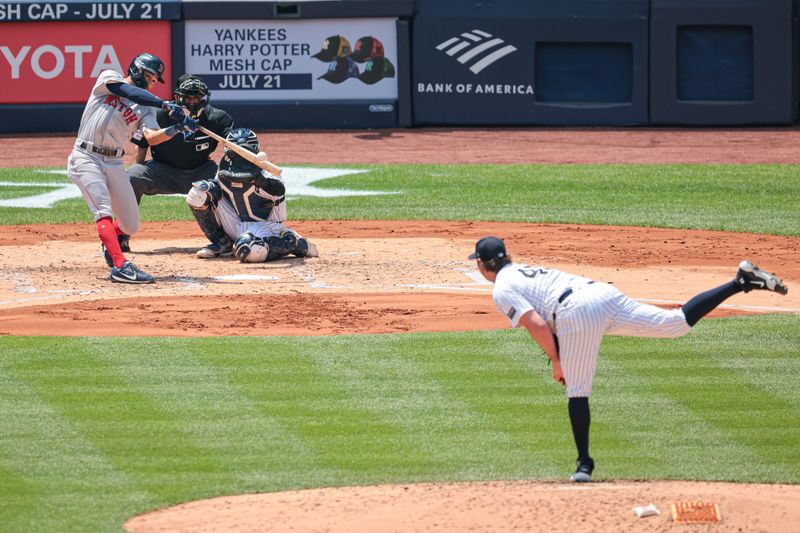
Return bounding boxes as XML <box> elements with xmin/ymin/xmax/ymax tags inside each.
<box><xmin>141</xmin><ymin>248</ymin><xmax>311</xmax><ymax>265</ymax></box>
<box><xmin>142</xmin><ymin>246</ymin><xmax>198</xmax><ymax>255</ymax></box>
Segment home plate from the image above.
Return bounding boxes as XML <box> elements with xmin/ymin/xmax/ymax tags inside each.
<box><xmin>213</xmin><ymin>274</ymin><xmax>279</xmax><ymax>282</ymax></box>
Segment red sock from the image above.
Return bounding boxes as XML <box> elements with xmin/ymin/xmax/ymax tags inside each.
<box><xmin>97</xmin><ymin>217</ymin><xmax>126</xmax><ymax>268</ymax></box>
<box><xmin>112</xmin><ymin>219</ymin><xmax>126</xmax><ymax>237</ymax></box>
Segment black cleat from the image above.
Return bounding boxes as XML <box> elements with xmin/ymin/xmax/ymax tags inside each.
<box><xmin>110</xmin><ymin>261</ymin><xmax>155</xmax><ymax>284</ymax></box>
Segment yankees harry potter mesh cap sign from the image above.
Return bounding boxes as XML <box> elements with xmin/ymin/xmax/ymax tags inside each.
<box><xmin>469</xmin><ymin>236</ymin><xmax>507</xmax><ymax>261</ymax></box>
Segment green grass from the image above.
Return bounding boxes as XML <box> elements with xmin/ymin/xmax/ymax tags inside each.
<box><xmin>1</xmin><ymin>161</ymin><xmax>798</xmax><ymax>531</ymax></box>
<box><xmin>0</xmin><ymin>315</ymin><xmax>798</xmax><ymax>532</ymax></box>
<box><xmin>1</xmin><ymin>164</ymin><xmax>799</xmax><ymax>235</ymax></box>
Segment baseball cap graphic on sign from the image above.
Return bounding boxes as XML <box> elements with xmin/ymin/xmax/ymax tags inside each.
<box><xmin>350</xmin><ymin>36</ymin><xmax>385</xmax><ymax>63</ymax></box>
<box><xmin>312</xmin><ymin>35</ymin><xmax>352</xmax><ymax>62</ymax></box>
<box><xmin>358</xmin><ymin>57</ymin><xmax>395</xmax><ymax>85</ymax></box>
<box><xmin>318</xmin><ymin>57</ymin><xmax>360</xmax><ymax>84</ymax></box>
<box><xmin>469</xmin><ymin>236</ymin><xmax>507</xmax><ymax>261</ymax></box>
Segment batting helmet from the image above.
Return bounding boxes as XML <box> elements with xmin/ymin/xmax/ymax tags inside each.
<box><xmin>128</xmin><ymin>53</ymin><xmax>165</xmax><ymax>88</ymax></box>
<box><xmin>234</xmin><ymin>232</ymin><xmax>269</xmax><ymax>263</ymax></box>
<box><xmin>174</xmin><ymin>75</ymin><xmax>210</xmax><ymax>116</ymax></box>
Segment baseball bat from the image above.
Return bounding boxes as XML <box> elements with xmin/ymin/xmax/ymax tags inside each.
<box><xmin>197</xmin><ymin>125</ymin><xmax>282</xmax><ymax>176</ymax></box>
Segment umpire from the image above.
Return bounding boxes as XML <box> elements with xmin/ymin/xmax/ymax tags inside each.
<box><xmin>127</xmin><ymin>74</ymin><xmax>233</xmax><ymax>242</ymax></box>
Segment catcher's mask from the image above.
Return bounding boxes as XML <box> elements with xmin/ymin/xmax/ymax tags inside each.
<box><xmin>174</xmin><ymin>75</ymin><xmax>210</xmax><ymax>117</ymax></box>
<box><xmin>128</xmin><ymin>53</ymin><xmax>165</xmax><ymax>89</ymax></box>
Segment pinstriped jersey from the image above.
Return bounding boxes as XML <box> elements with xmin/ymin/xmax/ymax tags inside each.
<box><xmin>492</xmin><ymin>263</ymin><xmax>593</xmax><ymax>328</ymax></box>
<box><xmin>75</xmin><ymin>70</ymin><xmax>159</xmax><ymax>152</ymax></box>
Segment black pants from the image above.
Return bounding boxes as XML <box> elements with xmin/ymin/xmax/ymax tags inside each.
<box><xmin>128</xmin><ymin>160</ymin><xmax>217</xmax><ymax>204</ymax></box>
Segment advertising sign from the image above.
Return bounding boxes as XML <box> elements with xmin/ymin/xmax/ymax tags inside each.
<box><xmin>0</xmin><ymin>1</ymin><xmax>180</xmax><ymax>22</ymax></box>
<box><xmin>0</xmin><ymin>20</ymin><xmax>172</xmax><ymax>104</ymax></box>
<box><xmin>412</xmin><ymin>21</ymin><xmax>536</xmax><ymax>123</ymax></box>
<box><xmin>184</xmin><ymin>18</ymin><xmax>398</xmax><ymax>101</ymax></box>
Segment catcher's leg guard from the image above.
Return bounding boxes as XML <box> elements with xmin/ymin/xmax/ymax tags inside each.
<box><xmin>191</xmin><ymin>207</ymin><xmax>230</xmax><ymax>246</ymax></box>
<box><xmin>264</xmin><ymin>235</ymin><xmax>294</xmax><ymax>261</ymax></box>
<box><xmin>279</xmin><ymin>227</ymin><xmax>311</xmax><ymax>257</ymax></box>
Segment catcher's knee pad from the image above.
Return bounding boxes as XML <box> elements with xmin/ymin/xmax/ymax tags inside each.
<box><xmin>234</xmin><ymin>232</ymin><xmax>269</xmax><ymax>263</ymax></box>
<box><xmin>186</xmin><ymin>179</ymin><xmax>221</xmax><ymax>210</ymax></box>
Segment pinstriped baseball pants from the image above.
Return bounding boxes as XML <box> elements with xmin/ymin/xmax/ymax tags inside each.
<box><xmin>555</xmin><ymin>282</ymin><xmax>692</xmax><ymax>398</ymax></box>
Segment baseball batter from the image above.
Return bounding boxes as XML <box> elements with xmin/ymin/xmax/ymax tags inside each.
<box><xmin>67</xmin><ymin>52</ymin><xmax>198</xmax><ymax>283</ymax></box>
<box><xmin>471</xmin><ymin>236</ymin><xmax>788</xmax><ymax>482</ymax></box>
<box><xmin>185</xmin><ymin>127</ymin><xmax>316</xmax><ymax>262</ymax></box>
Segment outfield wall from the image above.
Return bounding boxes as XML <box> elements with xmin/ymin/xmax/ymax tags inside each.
<box><xmin>0</xmin><ymin>0</ymin><xmax>796</xmax><ymax>132</ymax></box>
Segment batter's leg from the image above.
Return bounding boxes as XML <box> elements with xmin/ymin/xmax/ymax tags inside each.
<box><xmin>107</xmin><ymin>161</ymin><xmax>141</xmax><ymax>236</ymax></box>
<box><xmin>67</xmin><ymin>151</ymin><xmax>114</xmax><ymax>220</ymax></box>
<box><xmin>68</xmin><ymin>152</ymin><xmax>128</xmax><ymax>268</ymax></box>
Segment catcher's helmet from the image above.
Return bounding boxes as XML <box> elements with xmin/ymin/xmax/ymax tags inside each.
<box><xmin>128</xmin><ymin>53</ymin><xmax>165</xmax><ymax>88</ymax></box>
<box><xmin>225</xmin><ymin>128</ymin><xmax>260</xmax><ymax>159</ymax></box>
<box><xmin>174</xmin><ymin>75</ymin><xmax>210</xmax><ymax>116</ymax></box>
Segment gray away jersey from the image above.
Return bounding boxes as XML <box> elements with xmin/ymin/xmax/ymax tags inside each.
<box><xmin>76</xmin><ymin>70</ymin><xmax>158</xmax><ymax>152</ymax></box>
<box><xmin>492</xmin><ymin>263</ymin><xmax>593</xmax><ymax>328</ymax></box>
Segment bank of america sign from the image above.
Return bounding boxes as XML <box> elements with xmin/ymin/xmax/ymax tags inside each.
<box><xmin>436</xmin><ymin>29</ymin><xmax>518</xmax><ymax>74</ymax></box>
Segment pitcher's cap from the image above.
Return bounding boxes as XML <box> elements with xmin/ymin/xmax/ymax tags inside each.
<box><xmin>468</xmin><ymin>236</ymin><xmax>507</xmax><ymax>261</ymax></box>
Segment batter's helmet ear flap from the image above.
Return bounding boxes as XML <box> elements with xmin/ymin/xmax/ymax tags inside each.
<box><xmin>128</xmin><ymin>53</ymin><xmax>165</xmax><ymax>88</ymax></box>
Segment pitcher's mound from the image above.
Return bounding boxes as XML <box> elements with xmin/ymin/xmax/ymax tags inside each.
<box><xmin>125</xmin><ymin>480</ymin><xmax>800</xmax><ymax>532</ymax></box>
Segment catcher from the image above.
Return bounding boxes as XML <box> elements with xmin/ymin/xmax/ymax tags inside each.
<box><xmin>185</xmin><ymin>127</ymin><xmax>317</xmax><ymax>262</ymax></box>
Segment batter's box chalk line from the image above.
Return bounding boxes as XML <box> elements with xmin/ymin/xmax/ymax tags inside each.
<box><xmin>671</xmin><ymin>500</ymin><xmax>721</xmax><ymax>524</ymax></box>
